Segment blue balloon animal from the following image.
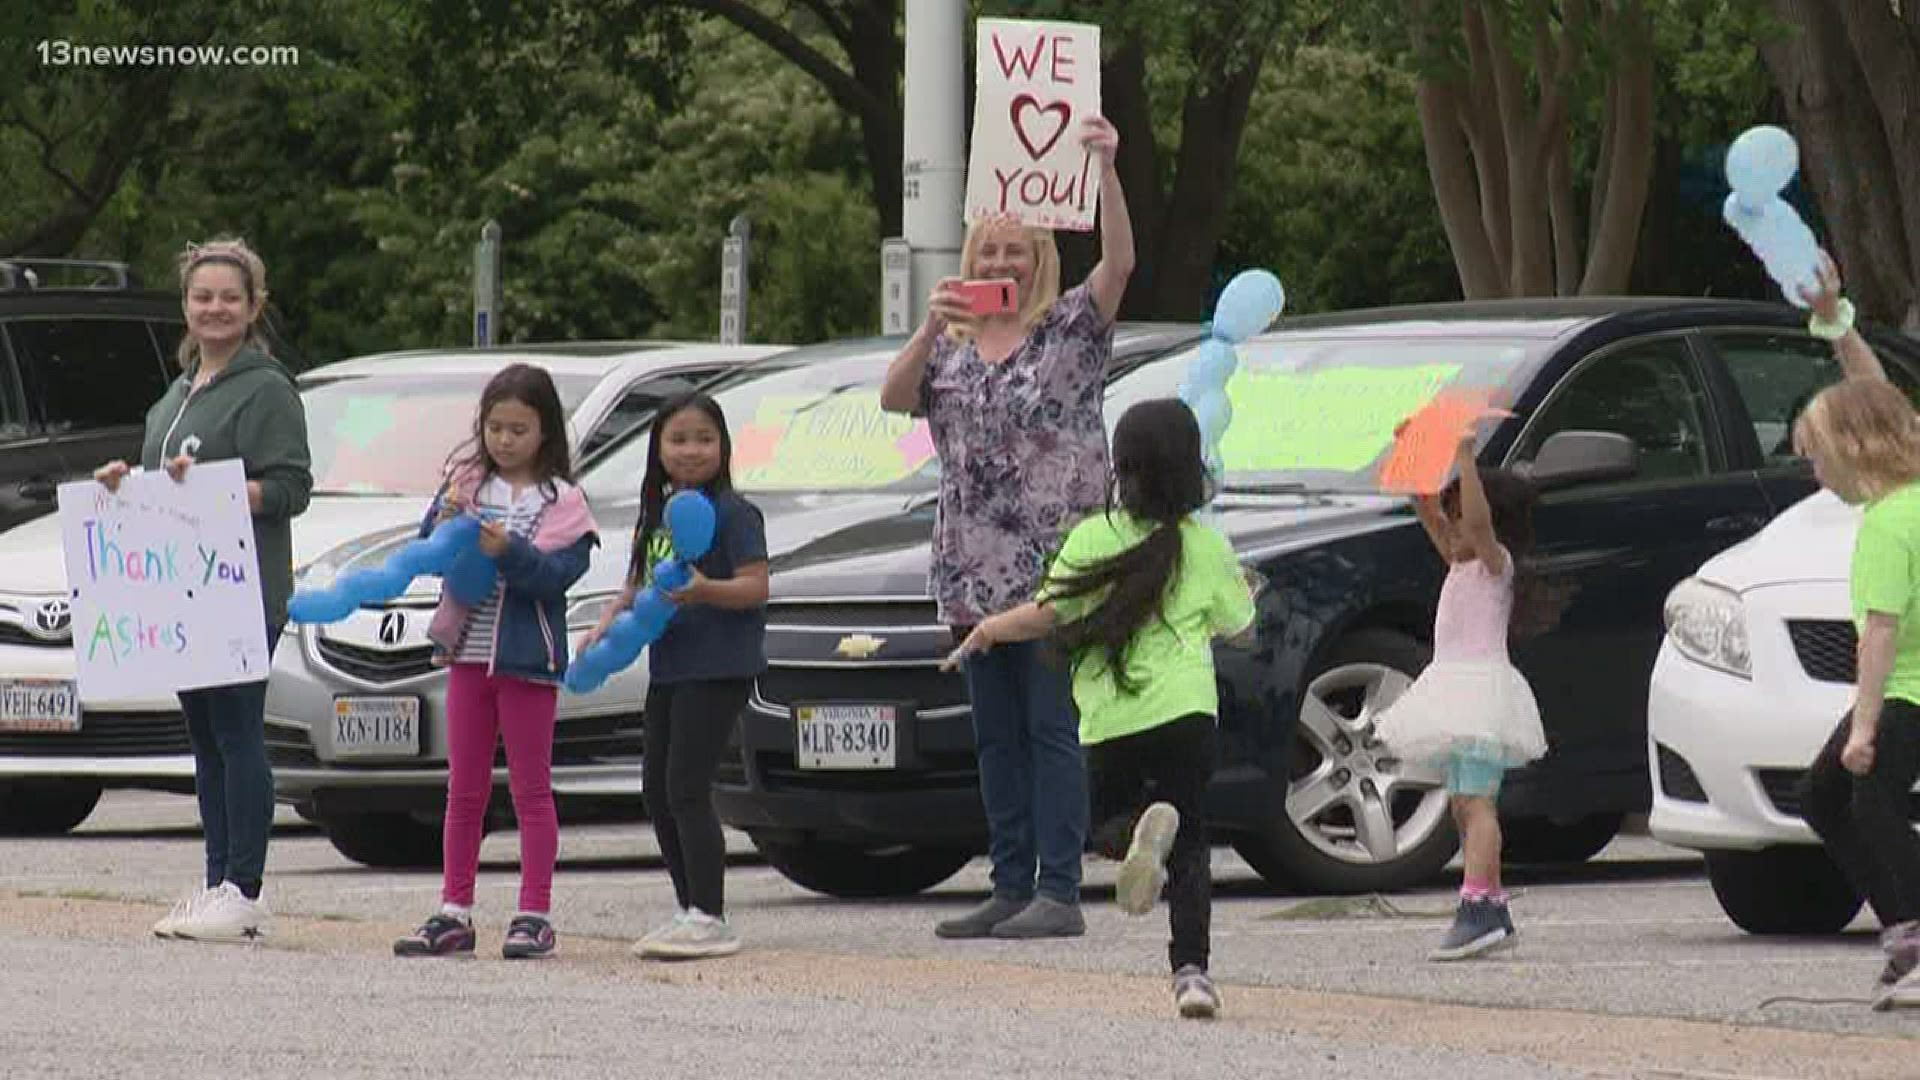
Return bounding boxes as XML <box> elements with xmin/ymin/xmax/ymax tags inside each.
<box><xmin>563</xmin><ymin>490</ymin><xmax>717</xmax><ymax>694</ymax></box>
<box><xmin>1723</xmin><ymin>125</ymin><xmax>1822</xmax><ymax>307</ymax></box>
<box><xmin>1180</xmin><ymin>270</ymin><xmax>1285</xmax><ymax>488</ymax></box>
<box><xmin>288</xmin><ymin>513</ymin><xmax>500</xmax><ymax>625</ymax></box>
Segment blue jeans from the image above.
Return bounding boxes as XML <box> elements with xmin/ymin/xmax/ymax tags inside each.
<box><xmin>180</xmin><ymin>626</ymin><xmax>282</xmax><ymax>895</ymax></box>
<box><xmin>962</xmin><ymin>639</ymin><xmax>1086</xmax><ymax>904</ymax></box>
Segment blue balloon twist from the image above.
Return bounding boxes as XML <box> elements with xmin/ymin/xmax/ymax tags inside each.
<box><xmin>563</xmin><ymin>490</ymin><xmax>717</xmax><ymax>694</ymax></box>
<box><xmin>1723</xmin><ymin>125</ymin><xmax>1821</xmax><ymax>307</ymax></box>
<box><xmin>1180</xmin><ymin>269</ymin><xmax>1285</xmax><ymax>489</ymax></box>
<box><xmin>289</xmin><ymin>513</ymin><xmax>499</xmax><ymax>624</ymax></box>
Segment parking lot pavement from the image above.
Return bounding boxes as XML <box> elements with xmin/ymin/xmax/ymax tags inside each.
<box><xmin>1</xmin><ymin>793</ymin><xmax>1915</xmax><ymax>1078</ymax></box>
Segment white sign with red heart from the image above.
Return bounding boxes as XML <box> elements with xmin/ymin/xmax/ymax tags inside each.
<box><xmin>964</xmin><ymin>18</ymin><xmax>1102</xmax><ymax>231</ymax></box>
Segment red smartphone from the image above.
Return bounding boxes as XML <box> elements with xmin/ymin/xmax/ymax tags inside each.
<box><xmin>954</xmin><ymin>278</ymin><xmax>1018</xmax><ymax>316</ymax></box>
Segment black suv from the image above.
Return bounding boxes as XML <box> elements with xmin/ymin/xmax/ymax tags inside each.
<box><xmin>0</xmin><ymin>257</ymin><xmax>300</xmax><ymax>532</ymax></box>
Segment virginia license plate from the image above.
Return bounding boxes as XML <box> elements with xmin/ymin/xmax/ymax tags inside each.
<box><xmin>0</xmin><ymin>678</ymin><xmax>78</xmax><ymax>733</ymax></box>
<box><xmin>331</xmin><ymin>696</ymin><xmax>420</xmax><ymax>758</ymax></box>
<box><xmin>794</xmin><ymin>703</ymin><xmax>897</xmax><ymax>769</ymax></box>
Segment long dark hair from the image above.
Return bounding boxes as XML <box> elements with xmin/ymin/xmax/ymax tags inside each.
<box><xmin>1440</xmin><ymin>467</ymin><xmax>1565</xmax><ymax>639</ymax></box>
<box><xmin>1049</xmin><ymin>399</ymin><xmax>1209</xmax><ymax>695</ymax></box>
<box><xmin>627</xmin><ymin>392</ymin><xmax>735</xmax><ymax>585</ymax></box>
<box><xmin>445</xmin><ymin>363</ymin><xmax>574</xmax><ymax>496</ymax></box>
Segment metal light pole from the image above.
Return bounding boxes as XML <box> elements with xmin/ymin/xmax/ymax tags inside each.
<box><xmin>890</xmin><ymin>0</ymin><xmax>966</xmax><ymax>334</ymax></box>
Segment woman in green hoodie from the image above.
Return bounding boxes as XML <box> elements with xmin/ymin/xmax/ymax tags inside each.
<box><xmin>94</xmin><ymin>237</ymin><xmax>312</xmax><ymax>943</ymax></box>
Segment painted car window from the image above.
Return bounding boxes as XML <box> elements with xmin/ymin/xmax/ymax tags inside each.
<box><xmin>302</xmin><ymin>373</ymin><xmax>597</xmax><ymax>496</ymax></box>
<box><xmin>1104</xmin><ymin>335</ymin><xmax>1535</xmax><ymax>493</ymax></box>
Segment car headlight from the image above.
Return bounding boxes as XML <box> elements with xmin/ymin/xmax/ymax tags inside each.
<box><xmin>566</xmin><ymin>593</ymin><xmax>619</xmax><ymax>632</ymax></box>
<box><xmin>1663</xmin><ymin>577</ymin><xmax>1751</xmax><ymax>679</ymax></box>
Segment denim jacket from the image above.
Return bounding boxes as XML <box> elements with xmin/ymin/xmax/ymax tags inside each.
<box><xmin>422</xmin><ymin>466</ymin><xmax>600</xmax><ymax>685</ymax></box>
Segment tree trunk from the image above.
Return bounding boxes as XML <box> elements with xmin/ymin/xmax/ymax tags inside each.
<box><xmin>1581</xmin><ymin>3</ymin><xmax>1654</xmax><ymax>295</ymax></box>
<box><xmin>1760</xmin><ymin>0</ymin><xmax>1916</xmax><ymax>326</ymax></box>
<box><xmin>1832</xmin><ymin>0</ymin><xmax>1920</xmax><ymax>326</ymax></box>
<box><xmin>1094</xmin><ymin>41</ymin><xmax>1166</xmax><ymax>318</ymax></box>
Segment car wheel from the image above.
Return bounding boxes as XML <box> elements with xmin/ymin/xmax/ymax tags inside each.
<box><xmin>753</xmin><ymin>838</ymin><xmax>972</xmax><ymax>898</ymax></box>
<box><xmin>1231</xmin><ymin>628</ymin><xmax>1458</xmax><ymax>894</ymax></box>
<box><xmin>1501</xmin><ymin>812</ymin><xmax>1624</xmax><ymax>865</ymax></box>
<box><xmin>0</xmin><ymin>779</ymin><xmax>103</xmax><ymax>836</ymax></box>
<box><xmin>321</xmin><ymin>811</ymin><xmax>443</xmax><ymax>869</ymax></box>
<box><xmin>1706</xmin><ymin>847</ymin><xmax>1863</xmax><ymax>935</ymax></box>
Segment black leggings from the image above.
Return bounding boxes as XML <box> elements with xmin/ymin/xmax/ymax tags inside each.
<box><xmin>1799</xmin><ymin>702</ymin><xmax>1920</xmax><ymax>926</ymax></box>
<box><xmin>643</xmin><ymin>678</ymin><xmax>751</xmax><ymax>918</ymax></box>
<box><xmin>1088</xmin><ymin>714</ymin><xmax>1217</xmax><ymax>972</ymax></box>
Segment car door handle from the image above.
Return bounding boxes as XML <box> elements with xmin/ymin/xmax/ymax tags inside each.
<box><xmin>17</xmin><ymin>478</ymin><xmax>56</xmax><ymax>502</ymax></box>
<box><xmin>1705</xmin><ymin>513</ymin><xmax>1764</xmax><ymax>535</ymax></box>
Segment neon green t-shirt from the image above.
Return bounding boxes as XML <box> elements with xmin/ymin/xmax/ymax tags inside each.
<box><xmin>1850</xmin><ymin>480</ymin><xmax>1920</xmax><ymax>706</ymax></box>
<box><xmin>1041</xmin><ymin>511</ymin><xmax>1256</xmax><ymax>746</ymax></box>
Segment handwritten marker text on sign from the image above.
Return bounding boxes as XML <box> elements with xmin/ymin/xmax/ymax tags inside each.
<box><xmin>965</xmin><ymin>18</ymin><xmax>1102</xmax><ymax>231</ymax></box>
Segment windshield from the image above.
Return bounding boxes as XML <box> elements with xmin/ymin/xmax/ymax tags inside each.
<box><xmin>1105</xmin><ymin>335</ymin><xmax>1539</xmax><ymax>493</ymax></box>
<box><xmin>582</xmin><ymin>346</ymin><xmax>935</xmax><ymax>501</ymax></box>
<box><xmin>304</xmin><ymin>371</ymin><xmax>599</xmax><ymax>496</ymax></box>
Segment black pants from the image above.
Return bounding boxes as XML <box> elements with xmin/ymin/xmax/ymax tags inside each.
<box><xmin>1088</xmin><ymin>714</ymin><xmax>1216</xmax><ymax>972</ymax></box>
<box><xmin>1798</xmin><ymin>702</ymin><xmax>1920</xmax><ymax>926</ymax></box>
<box><xmin>643</xmin><ymin>678</ymin><xmax>751</xmax><ymax>918</ymax></box>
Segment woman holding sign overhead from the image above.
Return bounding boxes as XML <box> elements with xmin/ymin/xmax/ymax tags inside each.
<box><xmin>95</xmin><ymin>237</ymin><xmax>312</xmax><ymax>943</ymax></box>
<box><xmin>880</xmin><ymin>115</ymin><xmax>1133</xmax><ymax>941</ymax></box>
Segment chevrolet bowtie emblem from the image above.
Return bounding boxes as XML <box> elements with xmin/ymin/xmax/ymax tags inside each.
<box><xmin>835</xmin><ymin>633</ymin><xmax>887</xmax><ymax>660</ymax></box>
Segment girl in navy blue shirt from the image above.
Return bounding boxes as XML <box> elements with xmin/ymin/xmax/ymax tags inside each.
<box><xmin>585</xmin><ymin>393</ymin><xmax>767</xmax><ymax>959</ymax></box>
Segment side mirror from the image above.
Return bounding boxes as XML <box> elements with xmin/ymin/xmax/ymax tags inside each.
<box><xmin>1521</xmin><ymin>430</ymin><xmax>1638</xmax><ymax>491</ymax></box>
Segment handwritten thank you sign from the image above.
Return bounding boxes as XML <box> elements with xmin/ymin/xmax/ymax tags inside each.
<box><xmin>965</xmin><ymin>18</ymin><xmax>1102</xmax><ymax>230</ymax></box>
<box><xmin>57</xmin><ymin>460</ymin><xmax>270</xmax><ymax>700</ymax></box>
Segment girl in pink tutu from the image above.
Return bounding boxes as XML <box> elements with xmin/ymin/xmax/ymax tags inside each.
<box><xmin>1375</xmin><ymin>422</ymin><xmax>1548</xmax><ymax>961</ymax></box>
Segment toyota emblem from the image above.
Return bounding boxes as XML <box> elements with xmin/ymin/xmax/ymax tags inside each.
<box><xmin>377</xmin><ymin>611</ymin><xmax>407</xmax><ymax>647</ymax></box>
<box><xmin>31</xmin><ymin>598</ymin><xmax>72</xmax><ymax>641</ymax></box>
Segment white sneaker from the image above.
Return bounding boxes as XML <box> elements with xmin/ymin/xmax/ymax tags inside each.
<box><xmin>639</xmin><ymin>909</ymin><xmax>740</xmax><ymax>959</ymax></box>
<box><xmin>631</xmin><ymin>909</ymin><xmax>693</xmax><ymax>956</ymax></box>
<box><xmin>171</xmin><ymin>881</ymin><xmax>270</xmax><ymax>942</ymax></box>
<box><xmin>152</xmin><ymin>885</ymin><xmax>215</xmax><ymax>939</ymax></box>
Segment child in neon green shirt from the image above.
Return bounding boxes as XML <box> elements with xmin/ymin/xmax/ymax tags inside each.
<box><xmin>1792</xmin><ymin>376</ymin><xmax>1920</xmax><ymax>1010</ymax></box>
<box><xmin>947</xmin><ymin>399</ymin><xmax>1255</xmax><ymax>1020</ymax></box>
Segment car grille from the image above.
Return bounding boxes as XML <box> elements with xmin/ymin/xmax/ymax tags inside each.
<box><xmin>1757</xmin><ymin>767</ymin><xmax>1920</xmax><ymax>821</ymax></box>
<box><xmin>753</xmin><ymin>748</ymin><xmax>980</xmax><ymax>792</ymax></box>
<box><xmin>755</xmin><ymin>666</ymin><xmax>968</xmax><ymax>714</ymax></box>
<box><xmin>264</xmin><ymin>711</ymin><xmax>642</xmax><ymax>770</ymax></box>
<box><xmin>0</xmin><ymin>711</ymin><xmax>189</xmax><ymax>757</ymax></box>
<box><xmin>1656</xmin><ymin>743</ymin><xmax>1706</xmax><ymax>803</ymax></box>
<box><xmin>1786</xmin><ymin>620</ymin><xmax>1855</xmax><ymax>683</ymax></box>
<box><xmin>316</xmin><ymin>640</ymin><xmax>437</xmax><ymax>684</ymax></box>
<box><xmin>0</xmin><ymin>624</ymin><xmax>64</xmax><ymax>648</ymax></box>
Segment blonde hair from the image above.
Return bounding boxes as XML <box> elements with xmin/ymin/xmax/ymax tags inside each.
<box><xmin>947</xmin><ymin>215</ymin><xmax>1061</xmax><ymax>341</ymax></box>
<box><xmin>175</xmin><ymin>236</ymin><xmax>271</xmax><ymax>369</ymax></box>
<box><xmin>1792</xmin><ymin>379</ymin><xmax>1920</xmax><ymax>503</ymax></box>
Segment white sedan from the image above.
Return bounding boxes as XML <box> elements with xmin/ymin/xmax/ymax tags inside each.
<box><xmin>1649</xmin><ymin>487</ymin><xmax>1920</xmax><ymax>934</ymax></box>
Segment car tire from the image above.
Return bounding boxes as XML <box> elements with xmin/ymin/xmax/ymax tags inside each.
<box><xmin>0</xmin><ymin>779</ymin><xmax>103</xmax><ymax>836</ymax></box>
<box><xmin>1231</xmin><ymin>628</ymin><xmax>1459</xmax><ymax>894</ymax></box>
<box><xmin>321</xmin><ymin>811</ymin><xmax>443</xmax><ymax>869</ymax></box>
<box><xmin>1501</xmin><ymin>812</ymin><xmax>1624</xmax><ymax>865</ymax></box>
<box><xmin>753</xmin><ymin>838</ymin><xmax>972</xmax><ymax>898</ymax></box>
<box><xmin>1706</xmin><ymin>846</ymin><xmax>1863</xmax><ymax>935</ymax></box>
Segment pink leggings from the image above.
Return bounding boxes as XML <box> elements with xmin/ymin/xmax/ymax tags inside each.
<box><xmin>442</xmin><ymin>664</ymin><xmax>559</xmax><ymax>913</ymax></box>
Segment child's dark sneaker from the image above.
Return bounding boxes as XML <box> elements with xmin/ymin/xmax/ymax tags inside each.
<box><xmin>1173</xmin><ymin>964</ymin><xmax>1220</xmax><ymax>1019</ymax></box>
<box><xmin>1429</xmin><ymin>898</ymin><xmax>1513</xmax><ymax>961</ymax></box>
<box><xmin>393</xmin><ymin>913</ymin><xmax>475</xmax><ymax>957</ymax></box>
<box><xmin>502</xmin><ymin>914</ymin><xmax>556</xmax><ymax>959</ymax></box>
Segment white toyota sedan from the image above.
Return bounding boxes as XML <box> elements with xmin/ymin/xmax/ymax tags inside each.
<box><xmin>1650</xmin><ymin>487</ymin><xmax>1920</xmax><ymax>934</ymax></box>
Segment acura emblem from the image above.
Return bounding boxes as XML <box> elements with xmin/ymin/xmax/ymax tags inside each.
<box><xmin>30</xmin><ymin>598</ymin><xmax>71</xmax><ymax>640</ymax></box>
<box><xmin>377</xmin><ymin>611</ymin><xmax>407</xmax><ymax>647</ymax></box>
<box><xmin>834</xmin><ymin>633</ymin><xmax>885</xmax><ymax>660</ymax></box>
